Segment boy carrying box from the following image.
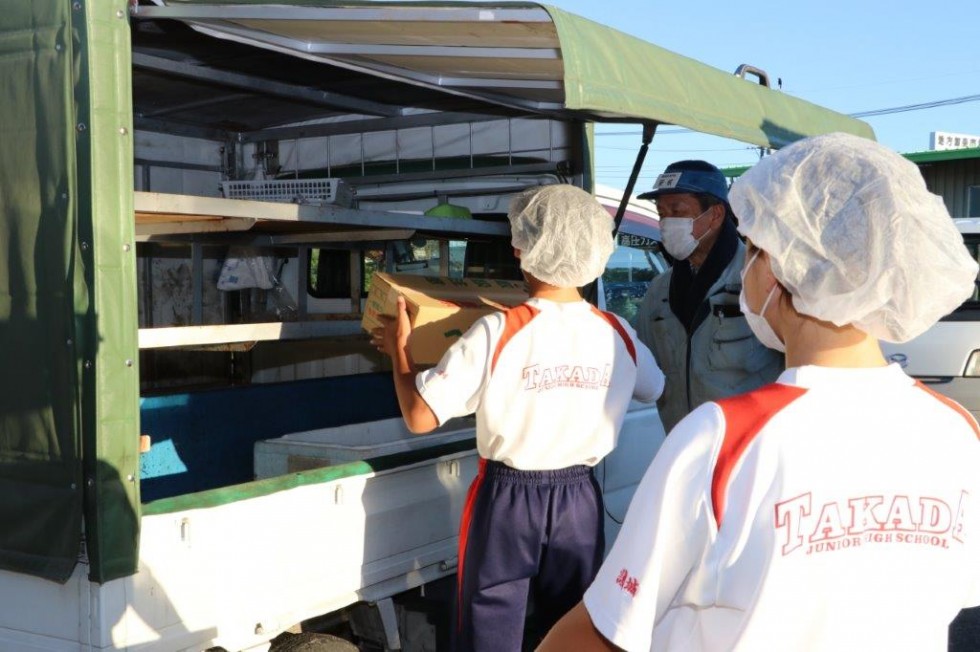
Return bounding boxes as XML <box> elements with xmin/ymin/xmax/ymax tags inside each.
<box><xmin>371</xmin><ymin>185</ymin><xmax>665</xmax><ymax>651</ymax></box>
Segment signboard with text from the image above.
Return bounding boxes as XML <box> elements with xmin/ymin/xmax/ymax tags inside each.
<box><xmin>931</xmin><ymin>131</ymin><xmax>980</xmax><ymax>151</ymax></box>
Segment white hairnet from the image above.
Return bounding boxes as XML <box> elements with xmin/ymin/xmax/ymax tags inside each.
<box><xmin>730</xmin><ymin>132</ymin><xmax>979</xmax><ymax>343</ymax></box>
<box><xmin>508</xmin><ymin>185</ymin><xmax>615</xmax><ymax>287</ymax></box>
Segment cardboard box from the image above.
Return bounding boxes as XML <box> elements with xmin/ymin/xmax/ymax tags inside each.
<box><xmin>362</xmin><ymin>272</ymin><xmax>528</xmax><ymax>365</ymax></box>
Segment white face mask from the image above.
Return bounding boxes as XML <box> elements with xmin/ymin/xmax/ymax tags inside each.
<box><xmin>659</xmin><ymin>208</ymin><xmax>710</xmax><ymax>260</ymax></box>
<box><xmin>739</xmin><ymin>250</ymin><xmax>786</xmax><ymax>353</ymax></box>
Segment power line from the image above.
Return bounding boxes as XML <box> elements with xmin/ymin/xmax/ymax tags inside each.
<box><xmin>595</xmin><ymin>92</ymin><xmax>980</xmax><ymax>137</ymax></box>
<box><xmin>792</xmin><ymin>69</ymin><xmax>980</xmax><ymax>95</ymax></box>
<box><xmin>596</xmin><ymin>145</ymin><xmax>754</xmax><ymax>152</ymax></box>
<box><xmin>598</xmin><ymin>128</ymin><xmax>689</xmax><ymax>136</ymax></box>
<box><xmin>850</xmin><ymin>93</ymin><xmax>980</xmax><ymax>118</ymax></box>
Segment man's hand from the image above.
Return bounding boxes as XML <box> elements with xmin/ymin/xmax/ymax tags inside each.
<box><xmin>371</xmin><ymin>296</ymin><xmax>412</xmax><ymax>362</ymax></box>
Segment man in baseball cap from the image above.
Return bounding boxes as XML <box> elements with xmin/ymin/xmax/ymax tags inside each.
<box><xmin>633</xmin><ymin>160</ymin><xmax>782</xmax><ymax>432</ymax></box>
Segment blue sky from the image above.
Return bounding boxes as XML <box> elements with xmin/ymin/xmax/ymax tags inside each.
<box><xmin>544</xmin><ymin>0</ymin><xmax>980</xmax><ymax>191</ymax></box>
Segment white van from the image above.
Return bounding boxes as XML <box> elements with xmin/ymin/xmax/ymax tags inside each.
<box><xmin>880</xmin><ymin>218</ymin><xmax>980</xmax><ymax>422</ymax></box>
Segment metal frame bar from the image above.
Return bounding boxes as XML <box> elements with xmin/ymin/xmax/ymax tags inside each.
<box><xmin>181</xmin><ymin>23</ymin><xmax>562</xmax><ymax>116</ymax></box>
<box><xmin>305</xmin><ymin>51</ymin><xmax>562</xmax><ymax>111</ymax></box>
<box><xmin>191</xmin><ymin>243</ymin><xmax>204</xmax><ymax>325</ymax></box>
<box><xmin>138</xmin><ymin>91</ymin><xmax>254</xmax><ymax>119</ymax></box>
<box><xmin>436</xmin><ymin>77</ymin><xmax>562</xmax><ymax>90</ymax></box>
<box><xmin>439</xmin><ymin>240</ymin><xmax>450</xmax><ymax>276</ymax></box>
<box><xmin>134</xmin><ymin>192</ymin><xmax>510</xmax><ymax>237</ymax></box>
<box><xmin>239</xmin><ymin>110</ymin><xmax>512</xmax><ymax>143</ymax></box>
<box><xmin>353</xmin><ymin>183</ymin><xmax>540</xmax><ymax>203</ymax></box>
<box><xmin>297</xmin><ymin>246</ymin><xmax>309</xmax><ymax>318</ymax></box>
<box><xmin>137</xmin><ymin>229</ymin><xmax>419</xmax><ymax>247</ymax></box>
<box><xmin>135</xmin><ymin>158</ymin><xmax>224</xmax><ymax>173</ymax></box>
<box><xmin>291</xmin><ymin>43</ymin><xmax>559</xmax><ymax>60</ymax></box>
<box><xmin>342</xmin><ymin>162</ymin><xmax>562</xmax><ymax>187</ymax></box>
<box><xmin>348</xmin><ymin>251</ymin><xmax>362</xmax><ymax>313</ymax></box>
<box><xmin>140</xmin><ymin>251</ymin><xmax>155</xmax><ymax>328</ymax></box>
<box><xmin>131</xmin><ymin>5</ymin><xmax>553</xmax><ymax>24</ymax></box>
<box><xmin>134</xmin><ymin>116</ymin><xmax>232</xmax><ymax>142</ymax></box>
<box><xmin>268</xmin><ymin>229</ymin><xmax>416</xmax><ymax>246</ymax></box>
<box><xmin>346</xmin><ymin>57</ymin><xmax>563</xmax><ymax>111</ymax></box>
<box><xmin>133</xmin><ymin>53</ymin><xmax>398</xmax><ymax>117</ymax></box>
<box><xmin>614</xmin><ymin>123</ymin><xmax>657</xmax><ymax>234</ymax></box>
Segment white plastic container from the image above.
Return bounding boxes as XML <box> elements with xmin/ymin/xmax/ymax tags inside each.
<box><xmin>221</xmin><ymin>177</ymin><xmax>354</xmax><ymax>207</ymax></box>
<box><xmin>255</xmin><ymin>416</ymin><xmax>476</xmax><ymax>478</ymax></box>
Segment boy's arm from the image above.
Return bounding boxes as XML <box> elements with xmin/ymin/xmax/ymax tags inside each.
<box><xmin>372</xmin><ymin>296</ymin><xmax>438</xmax><ymax>434</ymax></box>
<box><xmin>633</xmin><ymin>339</ymin><xmax>665</xmax><ymax>403</ymax></box>
<box><xmin>536</xmin><ymin>603</ymin><xmax>620</xmax><ymax>652</ymax></box>
<box><xmin>617</xmin><ymin>316</ymin><xmax>664</xmax><ymax>403</ymax></box>
<box><xmin>575</xmin><ymin>406</ymin><xmax>720</xmax><ymax>650</ymax></box>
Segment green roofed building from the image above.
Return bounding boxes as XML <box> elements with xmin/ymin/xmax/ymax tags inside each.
<box><xmin>724</xmin><ymin>146</ymin><xmax>980</xmax><ymax>218</ymax></box>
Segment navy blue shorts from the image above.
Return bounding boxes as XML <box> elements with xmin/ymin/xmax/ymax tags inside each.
<box><xmin>454</xmin><ymin>459</ymin><xmax>604</xmax><ymax>651</ymax></box>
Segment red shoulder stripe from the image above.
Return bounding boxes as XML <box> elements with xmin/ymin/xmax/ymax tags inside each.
<box><xmin>456</xmin><ymin>458</ymin><xmax>488</xmax><ymax>631</ymax></box>
<box><xmin>915</xmin><ymin>381</ymin><xmax>980</xmax><ymax>439</ymax></box>
<box><xmin>590</xmin><ymin>306</ymin><xmax>637</xmax><ymax>364</ymax></box>
<box><xmin>491</xmin><ymin>303</ymin><xmax>540</xmax><ymax>373</ymax></box>
<box><xmin>712</xmin><ymin>384</ymin><xmax>808</xmax><ymax>527</ymax></box>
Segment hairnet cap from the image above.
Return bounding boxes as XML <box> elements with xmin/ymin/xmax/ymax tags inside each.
<box><xmin>636</xmin><ymin>160</ymin><xmax>729</xmax><ymax>204</ymax></box>
<box><xmin>730</xmin><ymin>132</ymin><xmax>979</xmax><ymax>343</ymax></box>
<box><xmin>508</xmin><ymin>185</ymin><xmax>615</xmax><ymax>288</ymax></box>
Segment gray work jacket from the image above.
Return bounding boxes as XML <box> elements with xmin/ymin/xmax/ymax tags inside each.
<box><xmin>634</xmin><ymin>241</ymin><xmax>783</xmax><ymax>433</ymax></box>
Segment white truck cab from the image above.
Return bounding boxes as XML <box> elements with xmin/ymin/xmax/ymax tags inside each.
<box><xmin>880</xmin><ymin>218</ymin><xmax>980</xmax><ymax>422</ymax></box>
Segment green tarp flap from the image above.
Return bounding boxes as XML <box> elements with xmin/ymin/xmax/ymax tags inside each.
<box><xmin>544</xmin><ymin>6</ymin><xmax>875</xmax><ymax>147</ymax></box>
<box><xmin>0</xmin><ymin>0</ymin><xmax>138</xmax><ymax>584</ymax></box>
<box><xmin>0</xmin><ymin>0</ymin><xmax>83</xmax><ymax>584</ymax></box>
<box><xmin>75</xmin><ymin>0</ymin><xmax>140</xmax><ymax>585</ymax></box>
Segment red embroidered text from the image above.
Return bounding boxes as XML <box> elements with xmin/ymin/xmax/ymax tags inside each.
<box><xmin>522</xmin><ymin>364</ymin><xmax>611</xmax><ymax>392</ymax></box>
<box><xmin>615</xmin><ymin>568</ymin><xmax>639</xmax><ymax>597</ymax></box>
<box><xmin>774</xmin><ymin>491</ymin><xmax>969</xmax><ymax>557</ymax></box>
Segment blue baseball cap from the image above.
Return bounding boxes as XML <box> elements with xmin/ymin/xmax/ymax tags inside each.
<box><xmin>637</xmin><ymin>160</ymin><xmax>729</xmax><ymax>204</ymax></box>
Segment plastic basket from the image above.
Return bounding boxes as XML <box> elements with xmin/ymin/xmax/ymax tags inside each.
<box><xmin>221</xmin><ymin>178</ymin><xmax>354</xmax><ymax>207</ymax></box>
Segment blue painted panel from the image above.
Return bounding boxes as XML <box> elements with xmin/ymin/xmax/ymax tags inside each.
<box><xmin>139</xmin><ymin>373</ymin><xmax>400</xmax><ymax>501</ymax></box>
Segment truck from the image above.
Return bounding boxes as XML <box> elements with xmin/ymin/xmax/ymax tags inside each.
<box><xmin>0</xmin><ymin>1</ymin><xmax>874</xmax><ymax>650</ymax></box>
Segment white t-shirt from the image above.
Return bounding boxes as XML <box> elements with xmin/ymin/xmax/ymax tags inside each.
<box><xmin>416</xmin><ymin>298</ymin><xmax>664</xmax><ymax>470</ymax></box>
<box><xmin>585</xmin><ymin>364</ymin><xmax>980</xmax><ymax>652</ymax></box>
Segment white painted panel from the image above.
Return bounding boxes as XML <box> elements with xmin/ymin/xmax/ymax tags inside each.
<box><xmin>0</xmin><ymin>406</ymin><xmax>659</xmax><ymax>650</ymax></box>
